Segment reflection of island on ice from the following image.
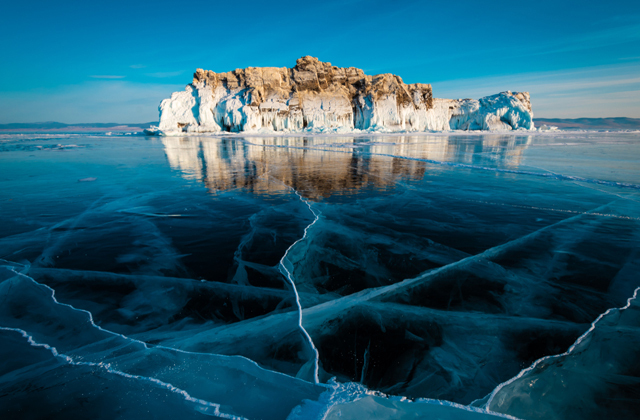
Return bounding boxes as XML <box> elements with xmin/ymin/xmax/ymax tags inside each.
<box><xmin>161</xmin><ymin>135</ymin><xmax>533</xmax><ymax>199</ymax></box>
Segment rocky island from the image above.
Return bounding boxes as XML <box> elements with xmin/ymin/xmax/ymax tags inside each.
<box><xmin>148</xmin><ymin>56</ymin><xmax>534</xmax><ymax>135</ymax></box>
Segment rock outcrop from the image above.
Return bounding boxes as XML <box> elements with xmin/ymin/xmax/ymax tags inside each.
<box><xmin>150</xmin><ymin>57</ymin><xmax>533</xmax><ymax>134</ymax></box>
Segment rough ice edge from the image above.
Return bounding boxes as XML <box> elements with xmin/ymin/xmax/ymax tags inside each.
<box><xmin>287</xmin><ymin>380</ymin><xmax>524</xmax><ymax>420</ymax></box>
<box><xmin>482</xmin><ymin>286</ymin><xmax>640</xmax><ymax>410</ymax></box>
<box><xmin>274</xmin><ymin>179</ymin><xmax>322</xmax><ymax>384</ymax></box>
<box><xmin>0</xmin><ymin>326</ymin><xmax>246</xmax><ymax>419</ymax></box>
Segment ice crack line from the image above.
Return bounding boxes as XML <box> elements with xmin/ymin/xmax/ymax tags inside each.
<box><xmin>275</xmin><ymin>181</ymin><xmax>321</xmax><ymax>384</ymax></box>
<box><xmin>483</xmin><ymin>286</ymin><xmax>640</xmax><ymax>410</ymax></box>
<box><xmin>0</xmin><ymin>262</ymin><xmax>320</xmax><ymax>384</ymax></box>
<box><xmin>0</xmin><ymin>326</ymin><xmax>246</xmax><ymax>420</ymax></box>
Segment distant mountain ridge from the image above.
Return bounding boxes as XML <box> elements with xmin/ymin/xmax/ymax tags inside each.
<box><xmin>0</xmin><ymin>122</ymin><xmax>157</xmax><ymax>131</ymax></box>
<box><xmin>534</xmin><ymin>117</ymin><xmax>640</xmax><ymax>130</ymax></box>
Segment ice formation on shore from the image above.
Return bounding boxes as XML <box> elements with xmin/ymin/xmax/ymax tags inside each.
<box><xmin>147</xmin><ymin>57</ymin><xmax>534</xmax><ymax>135</ymax></box>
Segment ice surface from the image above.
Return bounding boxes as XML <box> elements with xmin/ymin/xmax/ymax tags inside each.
<box><xmin>486</xmin><ymin>288</ymin><xmax>640</xmax><ymax>420</ymax></box>
<box><xmin>289</xmin><ymin>381</ymin><xmax>517</xmax><ymax>420</ymax></box>
<box><xmin>1</xmin><ymin>131</ymin><xmax>639</xmax><ymax>419</ymax></box>
<box><xmin>0</xmin><ymin>264</ymin><xmax>324</xmax><ymax>420</ymax></box>
<box><xmin>0</xmin><ymin>328</ymin><xmax>235</xmax><ymax>419</ymax></box>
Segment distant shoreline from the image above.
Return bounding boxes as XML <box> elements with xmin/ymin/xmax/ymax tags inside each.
<box><xmin>0</xmin><ymin>127</ymin><xmax>147</xmax><ymax>132</ymax></box>
<box><xmin>0</xmin><ymin>122</ymin><xmax>156</xmax><ymax>132</ymax></box>
<box><xmin>1</xmin><ymin>118</ymin><xmax>639</xmax><ymax>132</ymax></box>
<box><xmin>533</xmin><ymin>117</ymin><xmax>640</xmax><ymax>130</ymax></box>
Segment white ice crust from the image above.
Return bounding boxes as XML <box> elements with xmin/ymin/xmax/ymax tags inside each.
<box><xmin>150</xmin><ymin>83</ymin><xmax>534</xmax><ymax>135</ymax></box>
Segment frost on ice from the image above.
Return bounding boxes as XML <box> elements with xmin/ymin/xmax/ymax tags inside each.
<box><xmin>147</xmin><ymin>56</ymin><xmax>534</xmax><ymax>135</ymax></box>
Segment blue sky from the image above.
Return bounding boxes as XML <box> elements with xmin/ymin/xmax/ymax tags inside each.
<box><xmin>1</xmin><ymin>0</ymin><xmax>639</xmax><ymax>123</ymax></box>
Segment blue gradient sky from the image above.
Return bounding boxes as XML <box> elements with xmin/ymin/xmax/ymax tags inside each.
<box><xmin>1</xmin><ymin>0</ymin><xmax>639</xmax><ymax>123</ymax></box>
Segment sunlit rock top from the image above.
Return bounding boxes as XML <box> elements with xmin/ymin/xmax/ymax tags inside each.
<box><xmin>150</xmin><ymin>57</ymin><xmax>534</xmax><ymax>135</ymax></box>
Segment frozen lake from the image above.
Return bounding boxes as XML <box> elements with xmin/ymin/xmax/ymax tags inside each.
<box><xmin>1</xmin><ymin>132</ymin><xmax>639</xmax><ymax>419</ymax></box>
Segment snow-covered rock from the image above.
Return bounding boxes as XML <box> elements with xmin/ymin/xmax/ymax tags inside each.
<box><xmin>538</xmin><ymin>124</ymin><xmax>559</xmax><ymax>131</ymax></box>
<box><xmin>148</xmin><ymin>57</ymin><xmax>534</xmax><ymax>135</ymax></box>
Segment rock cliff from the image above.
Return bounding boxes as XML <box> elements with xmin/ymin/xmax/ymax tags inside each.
<box><xmin>150</xmin><ymin>57</ymin><xmax>533</xmax><ymax>134</ymax></box>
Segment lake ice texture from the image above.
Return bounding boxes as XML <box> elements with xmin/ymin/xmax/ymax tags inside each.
<box><xmin>1</xmin><ymin>131</ymin><xmax>639</xmax><ymax>419</ymax></box>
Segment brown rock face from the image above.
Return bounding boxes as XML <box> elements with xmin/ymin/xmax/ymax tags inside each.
<box><xmin>192</xmin><ymin>56</ymin><xmax>433</xmax><ymax>111</ymax></box>
<box><xmin>513</xmin><ymin>92</ymin><xmax>532</xmax><ymax>113</ymax></box>
<box><xmin>156</xmin><ymin>56</ymin><xmax>532</xmax><ymax>134</ymax></box>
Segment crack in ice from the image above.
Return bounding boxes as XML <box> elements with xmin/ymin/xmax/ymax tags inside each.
<box><xmin>0</xmin><ymin>262</ymin><xmax>313</xmax><ymax>384</ymax></box>
<box><xmin>273</xmin><ymin>179</ymin><xmax>321</xmax><ymax>384</ymax></box>
<box><xmin>0</xmin><ymin>326</ymin><xmax>247</xmax><ymax>420</ymax></box>
<box><xmin>173</xmin><ymin>199</ymin><xmax>621</xmax><ymax>352</ymax></box>
<box><xmin>464</xmin><ymin>199</ymin><xmax>640</xmax><ymax>221</ymax></box>
<box><xmin>340</xmin><ymin>200</ymin><xmax>620</xmax><ymax>306</ymax></box>
<box><xmin>483</xmin><ymin>286</ymin><xmax>640</xmax><ymax>410</ymax></box>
